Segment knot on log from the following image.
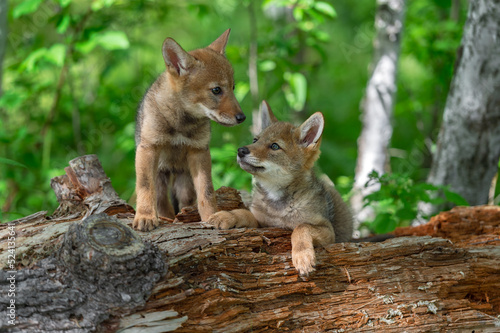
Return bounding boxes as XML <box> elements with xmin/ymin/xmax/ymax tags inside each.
<box><xmin>58</xmin><ymin>214</ymin><xmax>167</xmax><ymax>303</ymax></box>
<box><xmin>0</xmin><ymin>214</ymin><xmax>166</xmax><ymax>332</ymax></box>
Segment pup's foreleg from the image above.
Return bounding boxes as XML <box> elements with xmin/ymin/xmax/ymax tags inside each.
<box><xmin>187</xmin><ymin>147</ymin><xmax>217</xmax><ymax>221</ymax></box>
<box><xmin>134</xmin><ymin>144</ymin><xmax>160</xmax><ymax>231</ymax></box>
<box><xmin>291</xmin><ymin>222</ymin><xmax>335</xmax><ymax>276</ymax></box>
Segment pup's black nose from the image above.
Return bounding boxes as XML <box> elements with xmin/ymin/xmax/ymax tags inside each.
<box><xmin>235</xmin><ymin>113</ymin><xmax>246</xmax><ymax>124</ymax></box>
<box><xmin>237</xmin><ymin>146</ymin><xmax>250</xmax><ymax>158</ymax></box>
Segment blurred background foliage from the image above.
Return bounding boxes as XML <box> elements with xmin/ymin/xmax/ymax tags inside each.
<box><xmin>1</xmin><ymin>0</ymin><xmax>482</xmax><ymax>225</ymax></box>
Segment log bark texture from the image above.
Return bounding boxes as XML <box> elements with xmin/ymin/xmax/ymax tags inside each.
<box><xmin>1</xmin><ymin>156</ymin><xmax>500</xmax><ymax>332</ymax></box>
<box><xmin>0</xmin><ymin>214</ymin><xmax>165</xmax><ymax>332</ymax></box>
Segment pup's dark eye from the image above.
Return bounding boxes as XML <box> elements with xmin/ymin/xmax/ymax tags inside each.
<box><xmin>270</xmin><ymin>143</ymin><xmax>280</xmax><ymax>150</ymax></box>
<box><xmin>252</xmin><ymin>138</ymin><xmax>258</xmax><ymax>143</ymax></box>
<box><xmin>212</xmin><ymin>87</ymin><xmax>222</xmax><ymax>95</ymax></box>
<box><xmin>232</xmin><ymin>84</ymin><xmax>235</xmax><ymax>90</ymax></box>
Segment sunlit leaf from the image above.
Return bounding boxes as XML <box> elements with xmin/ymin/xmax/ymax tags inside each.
<box><xmin>258</xmin><ymin>60</ymin><xmax>276</xmax><ymax>72</ymax></box>
<box><xmin>75</xmin><ymin>39</ymin><xmax>98</xmax><ymax>54</ymax></box>
<box><xmin>91</xmin><ymin>0</ymin><xmax>116</xmax><ymax>11</ymax></box>
<box><xmin>13</xmin><ymin>0</ymin><xmax>44</xmax><ymax>18</ymax></box>
<box><xmin>234</xmin><ymin>82</ymin><xmax>250</xmax><ymax>103</ymax></box>
<box><xmin>19</xmin><ymin>48</ymin><xmax>48</xmax><ymax>72</ymax></box>
<box><xmin>283</xmin><ymin>72</ymin><xmax>307</xmax><ymax>111</ymax></box>
<box><xmin>57</xmin><ymin>14</ymin><xmax>71</xmax><ymax>34</ymax></box>
<box><xmin>314</xmin><ymin>2</ymin><xmax>336</xmax><ymax>18</ymax></box>
<box><xmin>95</xmin><ymin>31</ymin><xmax>130</xmax><ymax>50</ymax></box>
<box><xmin>59</xmin><ymin>0</ymin><xmax>71</xmax><ymax>7</ymax></box>
<box><xmin>45</xmin><ymin>44</ymin><xmax>67</xmax><ymax>66</ymax></box>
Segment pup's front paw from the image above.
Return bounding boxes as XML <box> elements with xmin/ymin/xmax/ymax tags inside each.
<box><xmin>133</xmin><ymin>214</ymin><xmax>159</xmax><ymax>231</ymax></box>
<box><xmin>292</xmin><ymin>246</ymin><xmax>316</xmax><ymax>276</ymax></box>
<box><xmin>208</xmin><ymin>211</ymin><xmax>237</xmax><ymax>229</ymax></box>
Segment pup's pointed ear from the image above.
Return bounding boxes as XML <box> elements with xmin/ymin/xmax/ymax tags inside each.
<box><xmin>162</xmin><ymin>38</ymin><xmax>196</xmax><ymax>76</ymax></box>
<box><xmin>299</xmin><ymin>112</ymin><xmax>324</xmax><ymax>147</ymax></box>
<box><xmin>258</xmin><ymin>100</ymin><xmax>278</xmax><ymax>132</ymax></box>
<box><xmin>208</xmin><ymin>29</ymin><xmax>231</xmax><ymax>55</ymax></box>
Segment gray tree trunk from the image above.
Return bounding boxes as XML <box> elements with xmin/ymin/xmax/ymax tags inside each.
<box><xmin>427</xmin><ymin>0</ymin><xmax>500</xmax><ymax>209</ymax></box>
<box><xmin>351</xmin><ymin>0</ymin><xmax>406</xmax><ymax>231</ymax></box>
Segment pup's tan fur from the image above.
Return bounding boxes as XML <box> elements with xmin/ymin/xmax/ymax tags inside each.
<box><xmin>209</xmin><ymin>101</ymin><xmax>353</xmax><ymax>276</ymax></box>
<box><xmin>134</xmin><ymin>29</ymin><xmax>245</xmax><ymax>231</ymax></box>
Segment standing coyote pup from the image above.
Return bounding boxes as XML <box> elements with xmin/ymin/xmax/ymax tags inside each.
<box><xmin>134</xmin><ymin>29</ymin><xmax>245</xmax><ymax>231</ymax></box>
<box><xmin>209</xmin><ymin>101</ymin><xmax>353</xmax><ymax>276</ymax></box>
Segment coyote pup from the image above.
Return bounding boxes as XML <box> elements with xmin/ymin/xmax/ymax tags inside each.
<box><xmin>134</xmin><ymin>29</ymin><xmax>245</xmax><ymax>231</ymax></box>
<box><xmin>209</xmin><ymin>101</ymin><xmax>353</xmax><ymax>276</ymax></box>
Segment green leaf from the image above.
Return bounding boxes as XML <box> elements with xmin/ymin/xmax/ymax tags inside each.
<box><xmin>19</xmin><ymin>48</ymin><xmax>48</xmax><ymax>72</ymax></box>
<box><xmin>234</xmin><ymin>82</ymin><xmax>249</xmax><ymax>103</ymax></box>
<box><xmin>76</xmin><ymin>31</ymin><xmax>129</xmax><ymax>54</ymax></box>
<box><xmin>258</xmin><ymin>60</ymin><xmax>276</xmax><ymax>72</ymax></box>
<box><xmin>0</xmin><ymin>158</ymin><xmax>28</xmax><ymax>168</ymax></box>
<box><xmin>283</xmin><ymin>72</ymin><xmax>307</xmax><ymax>111</ymax></box>
<box><xmin>293</xmin><ymin>7</ymin><xmax>304</xmax><ymax>22</ymax></box>
<box><xmin>314</xmin><ymin>2</ymin><xmax>336</xmax><ymax>18</ymax></box>
<box><xmin>95</xmin><ymin>31</ymin><xmax>130</xmax><ymax>50</ymax></box>
<box><xmin>444</xmin><ymin>189</ymin><xmax>469</xmax><ymax>206</ymax></box>
<box><xmin>45</xmin><ymin>44</ymin><xmax>67</xmax><ymax>66</ymax></box>
<box><xmin>59</xmin><ymin>0</ymin><xmax>71</xmax><ymax>7</ymax></box>
<box><xmin>371</xmin><ymin>213</ymin><xmax>397</xmax><ymax>234</ymax></box>
<box><xmin>57</xmin><ymin>14</ymin><xmax>71</xmax><ymax>34</ymax></box>
<box><xmin>75</xmin><ymin>39</ymin><xmax>98</xmax><ymax>54</ymax></box>
<box><xmin>91</xmin><ymin>0</ymin><xmax>116</xmax><ymax>11</ymax></box>
<box><xmin>13</xmin><ymin>0</ymin><xmax>44</xmax><ymax>18</ymax></box>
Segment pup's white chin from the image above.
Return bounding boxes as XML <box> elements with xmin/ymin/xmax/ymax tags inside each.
<box><xmin>237</xmin><ymin>158</ymin><xmax>264</xmax><ymax>174</ymax></box>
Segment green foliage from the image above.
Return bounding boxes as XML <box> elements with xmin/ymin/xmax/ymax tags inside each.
<box><xmin>211</xmin><ymin>143</ymin><xmax>252</xmax><ymax>192</ymax></box>
<box><xmin>362</xmin><ymin>171</ymin><xmax>469</xmax><ymax>234</ymax></box>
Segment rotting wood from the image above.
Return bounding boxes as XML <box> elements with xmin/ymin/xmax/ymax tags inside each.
<box><xmin>395</xmin><ymin>205</ymin><xmax>500</xmax><ymax>247</ymax></box>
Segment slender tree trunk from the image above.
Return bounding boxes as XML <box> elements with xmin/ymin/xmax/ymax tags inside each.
<box><xmin>351</xmin><ymin>0</ymin><xmax>406</xmax><ymax>229</ymax></box>
<box><xmin>427</xmin><ymin>0</ymin><xmax>500</xmax><ymax>209</ymax></box>
<box><xmin>247</xmin><ymin>1</ymin><xmax>260</xmax><ymax>137</ymax></box>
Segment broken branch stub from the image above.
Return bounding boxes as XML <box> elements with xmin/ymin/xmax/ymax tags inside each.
<box><xmin>50</xmin><ymin>154</ymin><xmax>134</xmax><ymax>218</ymax></box>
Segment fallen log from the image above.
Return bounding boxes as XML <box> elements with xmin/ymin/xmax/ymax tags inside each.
<box><xmin>1</xmin><ymin>155</ymin><xmax>499</xmax><ymax>332</ymax></box>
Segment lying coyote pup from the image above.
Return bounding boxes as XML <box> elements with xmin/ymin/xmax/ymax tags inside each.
<box><xmin>209</xmin><ymin>101</ymin><xmax>353</xmax><ymax>276</ymax></box>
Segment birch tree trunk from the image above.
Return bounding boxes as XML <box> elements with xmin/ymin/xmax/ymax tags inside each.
<box><xmin>352</xmin><ymin>0</ymin><xmax>406</xmax><ymax>228</ymax></box>
<box><xmin>427</xmin><ymin>0</ymin><xmax>500</xmax><ymax>209</ymax></box>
